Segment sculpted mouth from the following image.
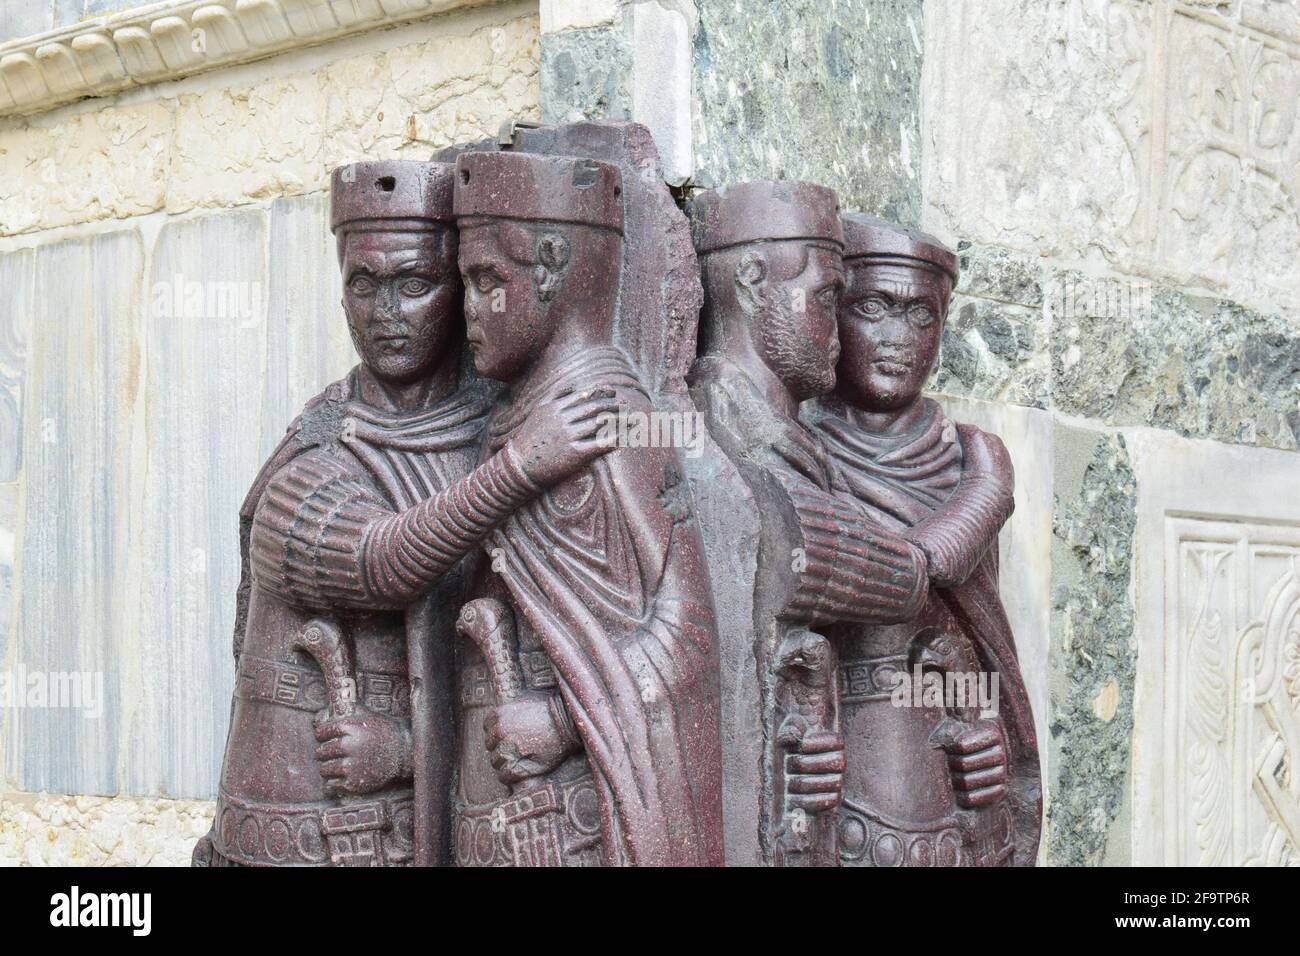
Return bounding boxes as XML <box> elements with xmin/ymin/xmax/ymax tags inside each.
<box><xmin>872</xmin><ymin>357</ymin><xmax>912</xmax><ymax>375</ymax></box>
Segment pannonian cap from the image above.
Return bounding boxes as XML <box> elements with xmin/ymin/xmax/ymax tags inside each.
<box><xmin>330</xmin><ymin>160</ymin><xmax>455</xmax><ymax>233</ymax></box>
<box><xmin>841</xmin><ymin>213</ymin><xmax>959</xmax><ymax>283</ymax></box>
<box><xmin>453</xmin><ymin>151</ymin><xmax>624</xmax><ymax>233</ymax></box>
<box><xmin>691</xmin><ymin>180</ymin><xmax>843</xmax><ymax>254</ymax></box>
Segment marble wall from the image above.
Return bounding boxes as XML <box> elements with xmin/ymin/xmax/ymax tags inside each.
<box><xmin>0</xmin><ymin>0</ymin><xmax>541</xmax><ymax>837</ymax></box>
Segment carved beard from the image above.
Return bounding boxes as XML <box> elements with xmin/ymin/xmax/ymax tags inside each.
<box><xmin>756</xmin><ymin>294</ymin><xmax>836</xmax><ymax>401</ymax></box>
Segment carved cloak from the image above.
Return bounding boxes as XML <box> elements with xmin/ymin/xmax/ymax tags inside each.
<box><xmin>482</xmin><ymin>346</ymin><xmax>725</xmax><ymax>866</ymax></box>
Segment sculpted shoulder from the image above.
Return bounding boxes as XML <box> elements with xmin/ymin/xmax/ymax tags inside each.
<box><xmin>239</xmin><ymin>370</ymin><xmax>356</xmax><ymax>520</ymax></box>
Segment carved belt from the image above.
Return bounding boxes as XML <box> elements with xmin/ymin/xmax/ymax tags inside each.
<box><xmin>455</xmin><ymin>775</ymin><xmax>603</xmax><ymax>868</ymax></box>
<box><xmin>213</xmin><ymin>788</ymin><xmax>415</xmax><ymax>867</ymax></box>
<box><xmin>237</xmin><ymin>654</ymin><xmax>410</xmax><ymax>718</ymax></box>
<box><xmin>838</xmin><ymin>653</ymin><xmax>909</xmax><ymax>705</ymax></box>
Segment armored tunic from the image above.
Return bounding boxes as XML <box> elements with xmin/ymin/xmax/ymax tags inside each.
<box><xmin>202</xmin><ymin>366</ymin><xmax>520</xmax><ymax>866</ymax></box>
<box><xmin>807</xmin><ymin>395</ymin><xmax>1042</xmax><ymax>867</ymax></box>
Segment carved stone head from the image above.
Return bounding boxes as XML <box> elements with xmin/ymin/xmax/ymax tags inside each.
<box><xmin>451</xmin><ymin>150</ymin><xmax>625</xmax><ymax>382</ymax></box>
<box><xmin>693</xmin><ymin>181</ymin><xmax>845</xmax><ymax>402</ymax></box>
<box><xmin>834</xmin><ymin>214</ymin><xmax>959</xmax><ymax>412</ymax></box>
<box><xmin>330</xmin><ymin>160</ymin><xmax>461</xmax><ymax>385</ymax></box>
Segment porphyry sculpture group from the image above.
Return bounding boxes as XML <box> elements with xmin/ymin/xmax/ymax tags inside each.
<box><xmin>195</xmin><ymin>120</ymin><xmax>1041</xmax><ymax>868</ymax></box>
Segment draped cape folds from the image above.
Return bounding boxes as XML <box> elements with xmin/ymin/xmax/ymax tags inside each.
<box><xmin>810</xmin><ymin>398</ymin><xmax>1043</xmax><ymax>864</ymax></box>
<box><xmin>484</xmin><ymin>346</ymin><xmax>724</xmax><ymax>866</ymax></box>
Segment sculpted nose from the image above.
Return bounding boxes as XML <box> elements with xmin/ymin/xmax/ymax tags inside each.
<box><xmin>376</xmin><ymin>282</ymin><xmax>400</xmax><ymax>322</ymax></box>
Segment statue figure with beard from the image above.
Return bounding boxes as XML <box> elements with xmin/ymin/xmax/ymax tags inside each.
<box><xmin>688</xmin><ymin>182</ymin><xmax>939</xmax><ymax>866</ymax></box>
<box><xmin>196</xmin><ymin>160</ymin><xmax>618</xmax><ymax>867</ymax></box>
<box><xmin>804</xmin><ymin>214</ymin><xmax>1042</xmax><ymax>866</ymax></box>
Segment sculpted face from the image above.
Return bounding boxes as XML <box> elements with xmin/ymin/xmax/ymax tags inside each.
<box><xmin>835</xmin><ymin>260</ymin><xmax>951</xmax><ymax>411</ymax></box>
<box><xmin>743</xmin><ymin>241</ymin><xmax>843</xmax><ymax>401</ymax></box>
<box><xmin>340</xmin><ymin>228</ymin><xmax>460</xmax><ymax>384</ymax></box>
<box><xmin>457</xmin><ymin>221</ymin><xmax>562</xmax><ymax>382</ymax></box>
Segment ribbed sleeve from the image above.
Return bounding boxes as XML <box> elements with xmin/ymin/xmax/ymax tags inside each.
<box><xmin>905</xmin><ymin>466</ymin><xmax>1014</xmax><ymax>587</ymax></box>
<box><xmin>362</xmin><ymin>443</ymin><xmax>542</xmax><ymax>605</ymax></box>
<box><xmin>250</xmin><ymin>454</ymin><xmax>394</xmax><ymax>610</ymax></box>
<box><xmin>783</xmin><ymin>481</ymin><xmax>929</xmax><ymax>626</ymax></box>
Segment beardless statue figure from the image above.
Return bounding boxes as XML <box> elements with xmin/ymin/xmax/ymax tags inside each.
<box><xmin>196</xmin><ymin>160</ymin><xmax>618</xmax><ymax>867</ymax></box>
<box><xmin>449</xmin><ymin>149</ymin><xmax>724</xmax><ymax>867</ymax></box>
<box><xmin>804</xmin><ymin>214</ymin><xmax>1043</xmax><ymax>866</ymax></box>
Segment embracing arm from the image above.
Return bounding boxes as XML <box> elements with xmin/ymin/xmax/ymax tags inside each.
<box><xmin>250</xmin><ymin>444</ymin><xmax>541</xmax><ymax>610</ymax></box>
<box><xmin>904</xmin><ymin>425</ymin><xmax>1015</xmax><ymax>588</ymax></box>
<box><xmin>251</xmin><ymin>389</ymin><xmax>619</xmax><ymax>610</ymax></box>
<box><xmin>778</xmin><ymin>472</ymin><xmax>929</xmax><ymax>627</ymax></box>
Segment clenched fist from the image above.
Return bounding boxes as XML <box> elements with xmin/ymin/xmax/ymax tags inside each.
<box><xmin>783</xmin><ymin>730</ymin><xmax>846</xmax><ymax>815</ymax></box>
<box><xmin>484</xmin><ymin>696</ymin><xmax>578</xmax><ymax>786</ymax></box>
<box><xmin>942</xmin><ymin>720</ymin><xmax>1008</xmax><ymax>809</ymax></box>
<box><xmin>314</xmin><ymin>707</ymin><xmax>412</xmax><ymax>797</ymax></box>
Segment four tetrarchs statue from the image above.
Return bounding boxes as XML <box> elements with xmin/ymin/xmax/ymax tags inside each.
<box><xmin>196</xmin><ymin>120</ymin><xmax>1041</xmax><ymax>868</ymax></box>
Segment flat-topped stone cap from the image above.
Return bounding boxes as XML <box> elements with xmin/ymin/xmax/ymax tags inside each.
<box><xmin>691</xmin><ymin>180</ymin><xmax>843</xmax><ymax>254</ymax></box>
<box><xmin>453</xmin><ymin>151</ymin><xmax>624</xmax><ymax>233</ymax></box>
<box><xmin>330</xmin><ymin>160</ymin><xmax>455</xmax><ymax>233</ymax></box>
<box><xmin>841</xmin><ymin>213</ymin><xmax>959</xmax><ymax>283</ymax></box>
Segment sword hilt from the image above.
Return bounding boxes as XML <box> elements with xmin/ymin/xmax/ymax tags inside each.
<box><xmin>292</xmin><ymin>619</ymin><xmax>358</xmax><ymax>719</ymax></box>
<box><xmin>456</xmin><ymin>599</ymin><xmax>523</xmax><ymax>702</ymax></box>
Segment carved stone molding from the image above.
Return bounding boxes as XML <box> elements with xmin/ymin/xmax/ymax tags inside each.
<box><xmin>0</xmin><ymin>0</ymin><xmax>493</xmax><ymax>119</ymax></box>
<box><xmin>1131</xmin><ymin>429</ymin><xmax>1300</xmax><ymax>865</ymax></box>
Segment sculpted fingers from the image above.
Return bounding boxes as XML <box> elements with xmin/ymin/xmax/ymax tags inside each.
<box><xmin>313</xmin><ymin>718</ymin><xmax>346</xmax><ymax>743</ymax></box>
<box><xmin>951</xmin><ymin>764</ymin><xmax>1007</xmax><ymax>792</ymax></box>
<box><xmin>947</xmin><ymin>724</ymin><xmax>1002</xmax><ymax>754</ymax></box>
<box><xmin>318</xmin><ymin>757</ymin><xmax>350</xmax><ymax>781</ymax></box>
<box><xmin>788</xmin><ymin>749</ymin><xmax>845</xmax><ymax>776</ymax></box>
<box><xmin>787</xmin><ymin>773</ymin><xmax>844</xmax><ymax>796</ymax></box>
<box><xmin>947</xmin><ymin>743</ymin><xmax>1005</xmax><ymax>773</ymax></box>
<box><xmin>797</xmin><ymin>731</ymin><xmax>844</xmax><ymax>755</ymax></box>
<box><xmin>789</xmin><ymin>792</ymin><xmax>842</xmax><ymax>814</ymax></box>
<box><xmin>315</xmin><ymin>738</ymin><xmax>348</xmax><ymax>763</ymax></box>
<box><xmin>955</xmin><ymin>783</ymin><xmax>1008</xmax><ymax>809</ymax></box>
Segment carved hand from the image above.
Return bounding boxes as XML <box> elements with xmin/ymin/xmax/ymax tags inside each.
<box><xmin>484</xmin><ymin>695</ymin><xmax>578</xmax><ymax>786</ymax></box>
<box><xmin>783</xmin><ymin>729</ymin><xmax>847</xmax><ymax>815</ymax></box>
<box><xmin>943</xmin><ymin>720</ymin><xmax>1009</xmax><ymax>809</ymax></box>
<box><xmin>314</xmin><ymin>707</ymin><xmax>413</xmax><ymax>796</ymax></box>
<box><xmin>509</xmin><ymin>387</ymin><xmax>621</xmax><ymax>488</ymax></box>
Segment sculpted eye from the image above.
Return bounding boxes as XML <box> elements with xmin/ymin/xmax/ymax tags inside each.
<box><xmin>347</xmin><ymin>274</ymin><xmax>376</xmax><ymax>296</ymax></box>
<box><xmin>816</xmin><ymin>285</ymin><xmax>838</xmax><ymax>306</ymax></box>
<box><xmin>400</xmin><ymin>278</ymin><xmax>433</xmax><ymax>296</ymax></box>
<box><xmin>856</xmin><ymin>295</ymin><xmax>887</xmax><ymax>320</ymax></box>
<box><xmin>909</xmin><ymin>304</ymin><xmax>936</xmax><ymax>327</ymax></box>
<box><xmin>474</xmin><ymin>272</ymin><xmax>496</xmax><ymax>293</ymax></box>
